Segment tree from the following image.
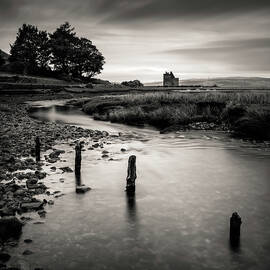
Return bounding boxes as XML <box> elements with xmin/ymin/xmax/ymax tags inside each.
<box><xmin>9</xmin><ymin>24</ymin><xmax>50</xmax><ymax>74</ymax></box>
<box><xmin>121</xmin><ymin>80</ymin><xmax>144</xmax><ymax>87</ymax></box>
<box><xmin>50</xmin><ymin>23</ymin><xmax>105</xmax><ymax>79</ymax></box>
<box><xmin>70</xmin><ymin>37</ymin><xmax>105</xmax><ymax>79</ymax></box>
<box><xmin>49</xmin><ymin>22</ymin><xmax>77</xmax><ymax>75</ymax></box>
<box><xmin>35</xmin><ymin>30</ymin><xmax>50</xmax><ymax>70</ymax></box>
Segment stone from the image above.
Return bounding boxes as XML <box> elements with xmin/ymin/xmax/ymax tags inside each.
<box><xmin>22</xmin><ymin>250</ymin><xmax>33</xmax><ymax>255</ymax></box>
<box><xmin>26</xmin><ymin>179</ymin><xmax>38</xmax><ymax>189</ymax></box>
<box><xmin>24</xmin><ymin>239</ymin><xmax>33</xmax><ymax>243</ymax></box>
<box><xmin>49</xmin><ymin>149</ymin><xmax>65</xmax><ymax>159</ymax></box>
<box><xmin>20</xmin><ymin>201</ymin><xmax>43</xmax><ymax>211</ymax></box>
<box><xmin>0</xmin><ymin>206</ymin><xmax>15</xmax><ymax>217</ymax></box>
<box><xmin>0</xmin><ymin>217</ymin><xmax>23</xmax><ymax>240</ymax></box>
<box><xmin>35</xmin><ymin>171</ymin><xmax>46</xmax><ymax>179</ymax></box>
<box><xmin>59</xmin><ymin>167</ymin><xmax>73</xmax><ymax>173</ymax></box>
<box><xmin>14</xmin><ymin>188</ymin><xmax>27</xmax><ymax>196</ymax></box>
<box><xmin>121</xmin><ymin>148</ymin><xmax>127</xmax><ymax>152</ymax></box>
<box><xmin>38</xmin><ymin>210</ymin><xmax>46</xmax><ymax>218</ymax></box>
<box><xmin>50</xmin><ymin>166</ymin><xmax>56</xmax><ymax>171</ymax></box>
<box><xmin>76</xmin><ymin>185</ymin><xmax>91</xmax><ymax>194</ymax></box>
<box><xmin>0</xmin><ymin>253</ymin><xmax>10</xmax><ymax>262</ymax></box>
<box><xmin>48</xmin><ymin>200</ymin><xmax>54</xmax><ymax>205</ymax></box>
<box><xmin>20</xmin><ymin>216</ymin><xmax>32</xmax><ymax>221</ymax></box>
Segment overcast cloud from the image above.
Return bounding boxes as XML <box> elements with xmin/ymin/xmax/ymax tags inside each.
<box><xmin>0</xmin><ymin>0</ymin><xmax>270</xmax><ymax>82</ymax></box>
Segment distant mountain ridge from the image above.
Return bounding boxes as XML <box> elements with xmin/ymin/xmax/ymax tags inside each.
<box><xmin>145</xmin><ymin>77</ymin><xmax>270</xmax><ymax>88</ymax></box>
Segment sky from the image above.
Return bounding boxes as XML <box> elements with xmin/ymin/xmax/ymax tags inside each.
<box><xmin>0</xmin><ymin>0</ymin><xmax>270</xmax><ymax>82</ymax></box>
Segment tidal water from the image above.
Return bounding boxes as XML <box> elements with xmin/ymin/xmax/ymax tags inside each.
<box><xmin>10</xmin><ymin>100</ymin><xmax>270</xmax><ymax>270</ymax></box>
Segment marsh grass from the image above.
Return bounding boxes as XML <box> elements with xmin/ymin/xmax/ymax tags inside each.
<box><xmin>83</xmin><ymin>91</ymin><xmax>270</xmax><ymax>139</ymax></box>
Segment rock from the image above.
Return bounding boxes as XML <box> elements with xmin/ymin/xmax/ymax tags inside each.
<box><xmin>26</xmin><ymin>179</ymin><xmax>38</xmax><ymax>189</ymax></box>
<box><xmin>24</xmin><ymin>239</ymin><xmax>33</xmax><ymax>243</ymax></box>
<box><xmin>121</xmin><ymin>148</ymin><xmax>127</xmax><ymax>152</ymax></box>
<box><xmin>102</xmin><ymin>154</ymin><xmax>109</xmax><ymax>158</ymax></box>
<box><xmin>35</xmin><ymin>171</ymin><xmax>46</xmax><ymax>179</ymax></box>
<box><xmin>0</xmin><ymin>253</ymin><xmax>10</xmax><ymax>262</ymax></box>
<box><xmin>0</xmin><ymin>206</ymin><xmax>15</xmax><ymax>217</ymax></box>
<box><xmin>49</xmin><ymin>149</ymin><xmax>65</xmax><ymax>159</ymax></box>
<box><xmin>102</xmin><ymin>150</ymin><xmax>109</xmax><ymax>154</ymax></box>
<box><xmin>92</xmin><ymin>143</ymin><xmax>99</xmax><ymax>148</ymax></box>
<box><xmin>22</xmin><ymin>250</ymin><xmax>33</xmax><ymax>255</ymax></box>
<box><xmin>38</xmin><ymin>210</ymin><xmax>46</xmax><ymax>218</ymax></box>
<box><xmin>59</xmin><ymin>167</ymin><xmax>73</xmax><ymax>173</ymax></box>
<box><xmin>50</xmin><ymin>166</ymin><xmax>56</xmax><ymax>171</ymax></box>
<box><xmin>48</xmin><ymin>200</ymin><xmax>54</xmax><ymax>205</ymax></box>
<box><xmin>59</xmin><ymin>178</ymin><xmax>65</xmax><ymax>183</ymax></box>
<box><xmin>76</xmin><ymin>185</ymin><xmax>91</xmax><ymax>194</ymax></box>
<box><xmin>20</xmin><ymin>201</ymin><xmax>43</xmax><ymax>211</ymax></box>
<box><xmin>47</xmin><ymin>158</ymin><xmax>57</xmax><ymax>163</ymax></box>
<box><xmin>20</xmin><ymin>216</ymin><xmax>32</xmax><ymax>221</ymax></box>
<box><xmin>14</xmin><ymin>188</ymin><xmax>27</xmax><ymax>196</ymax></box>
<box><xmin>0</xmin><ymin>217</ymin><xmax>23</xmax><ymax>240</ymax></box>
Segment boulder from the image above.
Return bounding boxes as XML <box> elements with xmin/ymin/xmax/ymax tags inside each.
<box><xmin>0</xmin><ymin>217</ymin><xmax>23</xmax><ymax>240</ymax></box>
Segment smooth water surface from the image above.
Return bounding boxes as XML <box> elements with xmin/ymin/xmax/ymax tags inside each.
<box><xmin>10</xmin><ymin>100</ymin><xmax>270</xmax><ymax>270</ymax></box>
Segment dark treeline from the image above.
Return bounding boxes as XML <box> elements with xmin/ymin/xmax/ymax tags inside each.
<box><xmin>2</xmin><ymin>22</ymin><xmax>105</xmax><ymax>82</ymax></box>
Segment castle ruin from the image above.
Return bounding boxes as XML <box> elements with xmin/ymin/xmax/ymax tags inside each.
<box><xmin>163</xmin><ymin>72</ymin><xmax>179</xmax><ymax>87</ymax></box>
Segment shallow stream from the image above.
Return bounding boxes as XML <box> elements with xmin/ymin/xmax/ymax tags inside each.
<box><xmin>9</xmin><ymin>99</ymin><xmax>270</xmax><ymax>270</ymax></box>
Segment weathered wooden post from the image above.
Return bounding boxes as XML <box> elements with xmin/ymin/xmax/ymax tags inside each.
<box><xmin>75</xmin><ymin>142</ymin><xmax>81</xmax><ymax>177</ymax></box>
<box><xmin>126</xmin><ymin>155</ymin><xmax>137</xmax><ymax>194</ymax></box>
<box><xmin>230</xmin><ymin>212</ymin><xmax>242</xmax><ymax>245</ymax></box>
<box><xmin>35</xmin><ymin>136</ymin><xmax>41</xmax><ymax>162</ymax></box>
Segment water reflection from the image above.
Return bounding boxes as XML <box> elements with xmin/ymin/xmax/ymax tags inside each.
<box><xmin>125</xmin><ymin>193</ymin><xmax>137</xmax><ymax>224</ymax></box>
<box><xmin>21</xmin><ymin>100</ymin><xmax>270</xmax><ymax>270</ymax></box>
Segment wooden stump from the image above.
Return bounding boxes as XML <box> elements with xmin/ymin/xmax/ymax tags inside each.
<box><xmin>35</xmin><ymin>136</ymin><xmax>41</xmax><ymax>162</ymax></box>
<box><xmin>75</xmin><ymin>142</ymin><xmax>81</xmax><ymax>177</ymax></box>
<box><xmin>230</xmin><ymin>212</ymin><xmax>242</xmax><ymax>245</ymax></box>
<box><xmin>126</xmin><ymin>155</ymin><xmax>137</xmax><ymax>194</ymax></box>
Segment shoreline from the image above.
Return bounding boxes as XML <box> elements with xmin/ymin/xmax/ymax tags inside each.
<box><xmin>0</xmin><ymin>92</ymin><xmax>269</xmax><ymax>268</ymax></box>
<box><xmin>0</xmin><ymin>95</ymin><xmax>118</xmax><ymax>269</ymax></box>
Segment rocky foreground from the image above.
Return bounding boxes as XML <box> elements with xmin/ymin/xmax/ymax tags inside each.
<box><xmin>0</xmin><ymin>97</ymin><xmax>112</xmax><ymax>269</ymax></box>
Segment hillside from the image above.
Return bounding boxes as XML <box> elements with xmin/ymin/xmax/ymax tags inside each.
<box><xmin>0</xmin><ymin>49</ymin><xmax>9</xmax><ymax>60</ymax></box>
<box><xmin>145</xmin><ymin>77</ymin><xmax>270</xmax><ymax>88</ymax></box>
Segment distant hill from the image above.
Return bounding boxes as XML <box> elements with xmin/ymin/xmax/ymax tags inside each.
<box><xmin>0</xmin><ymin>49</ymin><xmax>9</xmax><ymax>60</ymax></box>
<box><xmin>145</xmin><ymin>77</ymin><xmax>270</xmax><ymax>88</ymax></box>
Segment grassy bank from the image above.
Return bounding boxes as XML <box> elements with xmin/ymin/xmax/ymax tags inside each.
<box><xmin>82</xmin><ymin>91</ymin><xmax>270</xmax><ymax>140</ymax></box>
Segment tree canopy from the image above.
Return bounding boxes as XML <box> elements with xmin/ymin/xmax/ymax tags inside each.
<box><xmin>9</xmin><ymin>22</ymin><xmax>105</xmax><ymax>81</ymax></box>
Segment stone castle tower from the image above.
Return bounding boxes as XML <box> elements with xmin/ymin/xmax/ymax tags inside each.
<box><xmin>163</xmin><ymin>71</ymin><xmax>179</xmax><ymax>87</ymax></box>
